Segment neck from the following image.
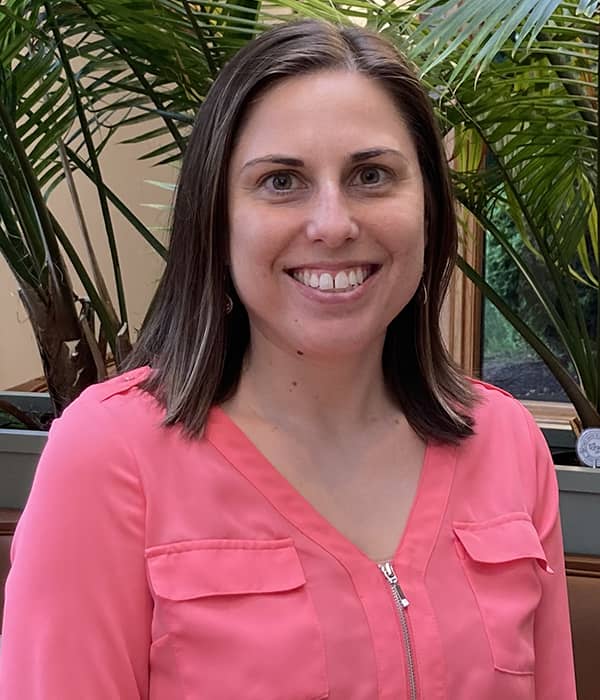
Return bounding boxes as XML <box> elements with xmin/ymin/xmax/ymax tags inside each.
<box><xmin>227</xmin><ymin>332</ymin><xmax>396</xmax><ymax>435</ymax></box>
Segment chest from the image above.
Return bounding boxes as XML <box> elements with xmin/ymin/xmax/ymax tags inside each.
<box><xmin>256</xmin><ymin>432</ymin><xmax>425</xmax><ymax>562</ymax></box>
<box><xmin>139</xmin><ymin>410</ymin><xmax>550</xmax><ymax>700</ymax></box>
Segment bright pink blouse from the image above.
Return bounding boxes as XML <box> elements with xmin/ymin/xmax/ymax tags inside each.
<box><xmin>0</xmin><ymin>366</ymin><xmax>576</xmax><ymax>699</ymax></box>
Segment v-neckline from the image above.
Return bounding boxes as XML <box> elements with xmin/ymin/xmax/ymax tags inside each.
<box><xmin>205</xmin><ymin>406</ymin><xmax>457</xmax><ymax>573</ymax></box>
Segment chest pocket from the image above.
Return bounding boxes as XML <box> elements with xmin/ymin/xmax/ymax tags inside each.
<box><xmin>453</xmin><ymin>513</ymin><xmax>552</xmax><ymax>675</ymax></box>
<box><xmin>146</xmin><ymin>538</ymin><xmax>329</xmax><ymax>700</ymax></box>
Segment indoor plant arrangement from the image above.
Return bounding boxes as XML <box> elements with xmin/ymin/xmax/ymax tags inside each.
<box><xmin>0</xmin><ymin>0</ymin><xmax>268</xmax><ymax>505</ymax></box>
<box><xmin>0</xmin><ymin>0</ymin><xmax>170</xmax><ymax>504</ymax></box>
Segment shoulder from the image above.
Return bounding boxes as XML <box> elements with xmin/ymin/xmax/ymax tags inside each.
<box><xmin>43</xmin><ymin>366</ymin><xmax>164</xmax><ymax>475</ymax></box>
<box><xmin>69</xmin><ymin>365</ymin><xmax>153</xmax><ymax>408</ymax></box>
<box><xmin>469</xmin><ymin>378</ymin><xmax>534</xmax><ymax>425</ymax></box>
<box><xmin>459</xmin><ymin>383</ymin><xmax>558</xmax><ymax>531</ymax></box>
<box><xmin>22</xmin><ymin>369</ymin><xmax>160</xmax><ymax>526</ymax></box>
<box><xmin>463</xmin><ymin>378</ymin><xmax>545</xmax><ymax>459</ymax></box>
<box><xmin>56</xmin><ymin>365</ymin><xmax>158</xmax><ymax>432</ymax></box>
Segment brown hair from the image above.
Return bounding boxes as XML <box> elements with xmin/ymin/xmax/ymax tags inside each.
<box><xmin>127</xmin><ymin>19</ymin><xmax>476</xmax><ymax>443</ymax></box>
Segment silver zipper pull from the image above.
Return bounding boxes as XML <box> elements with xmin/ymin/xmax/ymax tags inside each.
<box><xmin>379</xmin><ymin>561</ymin><xmax>410</xmax><ymax>607</ymax></box>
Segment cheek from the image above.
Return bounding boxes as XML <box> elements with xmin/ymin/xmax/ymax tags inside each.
<box><xmin>378</xmin><ymin>194</ymin><xmax>425</xmax><ymax>242</ymax></box>
<box><xmin>380</xmin><ymin>217</ymin><xmax>426</xmax><ymax>263</ymax></box>
<box><xmin>228</xmin><ymin>230</ymin><xmax>282</xmax><ymax>302</ymax></box>
<box><xmin>230</xmin><ymin>208</ymin><xmax>295</xmax><ymax>279</ymax></box>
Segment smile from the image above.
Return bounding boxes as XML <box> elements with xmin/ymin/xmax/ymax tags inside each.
<box><xmin>287</xmin><ymin>265</ymin><xmax>378</xmax><ymax>293</ymax></box>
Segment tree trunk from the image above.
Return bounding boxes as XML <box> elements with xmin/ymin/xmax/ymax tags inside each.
<box><xmin>18</xmin><ymin>274</ymin><xmax>98</xmax><ymax>417</ymax></box>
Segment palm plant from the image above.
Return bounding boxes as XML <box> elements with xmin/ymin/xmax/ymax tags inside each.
<box><xmin>2</xmin><ymin>0</ymin><xmax>598</xmax><ymax>434</ymax></box>
<box><xmin>395</xmin><ymin>0</ymin><xmax>600</xmax><ymax>429</ymax></box>
<box><xmin>0</xmin><ymin>0</ymin><xmax>218</xmax><ymax>415</ymax></box>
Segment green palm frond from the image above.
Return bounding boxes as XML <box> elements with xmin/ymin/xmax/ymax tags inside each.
<box><xmin>405</xmin><ymin>0</ymin><xmax>599</xmax><ymax>83</ymax></box>
<box><xmin>396</xmin><ymin>0</ymin><xmax>599</xmax><ymax>424</ymax></box>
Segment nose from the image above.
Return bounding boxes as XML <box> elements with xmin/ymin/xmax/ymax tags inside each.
<box><xmin>305</xmin><ymin>184</ymin><xmax>359</xmax><ymax>247</ymax></box>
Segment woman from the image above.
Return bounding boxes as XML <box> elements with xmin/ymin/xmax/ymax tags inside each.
<box><xmin>0</xmin><ymin>19</ymin><xmax>576</xmax><ymax>700</ymax></box>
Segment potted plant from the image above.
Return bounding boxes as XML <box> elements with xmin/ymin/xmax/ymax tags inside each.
<box><xmin>0</xmin><ymin>0</ymin><xmax>169</xmax><ymax>505</ymax></box>
<box><xmin>1</xmin><ymin>0</ymin><xmax>272</xmax><ymax>506</ymax></box>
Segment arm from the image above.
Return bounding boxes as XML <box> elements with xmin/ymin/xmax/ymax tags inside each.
<box><xmin>527</xmin><ymin>415</ymin><xmax>577</xmax><ymax>699</ymax></box>
<box><xmin>0</xmin><ymin>395</ymin><xmax>152</xmax><ymax>699</ymax></box>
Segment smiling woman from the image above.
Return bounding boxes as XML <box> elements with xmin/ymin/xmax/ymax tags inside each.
<box><xmin>227</xmin><ymin>70</ymin><xmax>425</xmax><ymax>363</ymax></box>
<box><xmin>0</xmin><ymin>19</ymin><xmax>576</xmax><ymax>700</ymax></box>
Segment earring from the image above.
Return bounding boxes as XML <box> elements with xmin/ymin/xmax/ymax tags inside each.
<box><xmin>225</xmin><ymin>294</ymin><xmax>233</xmax><ymax>314</ymax></box>
<box><xmin>420</xmin><ymin>280</ymin><xmax>428</xmax><ymax>306</ymax></box>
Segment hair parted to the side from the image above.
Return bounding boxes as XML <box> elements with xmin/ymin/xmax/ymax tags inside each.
<box><xmin>126</xmin><ymin>18</ymin><xmax>476</xmax><ymax>443</ymax></box>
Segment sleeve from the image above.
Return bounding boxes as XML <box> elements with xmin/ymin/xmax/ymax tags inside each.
<box><xmin>526</xmin><ymin>412</ymin><xmax>577</xmax><ymax>700</ymax></box>
<box><xmin>0</xmin><ymin>395</ymin><xmax>152</xmax><ymax>699</ymax></box>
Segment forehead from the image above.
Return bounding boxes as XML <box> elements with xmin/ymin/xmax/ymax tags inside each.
<box><xmin>231</xmin><ymin>70</ymin><xmax>417</xmax><ymax>164</ymax></box>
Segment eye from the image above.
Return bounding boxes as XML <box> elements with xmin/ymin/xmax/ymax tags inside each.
<box><xmin>352</xmin><ymin>166</ymin><xmax>391</xmax><ymax>187</ymax></box>
<box><xmin>261</xmin><ymin>171</ymin><xmax>302</xmax><ymax>193</ymax></box>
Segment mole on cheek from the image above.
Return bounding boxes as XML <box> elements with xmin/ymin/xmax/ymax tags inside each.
<box><xmin>296</xmin><ymin>350</ymin><xmax>304</xmax><ymax>356</ymax></box>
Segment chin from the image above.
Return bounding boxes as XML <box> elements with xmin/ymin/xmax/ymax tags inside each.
<box><xmin>291</xmin><ymin>331</ymin><xmax>382</xmax><ymax>362</ymax></box>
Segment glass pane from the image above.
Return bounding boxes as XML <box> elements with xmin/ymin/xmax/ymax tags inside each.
<box><xmin>481</xmin><ymin>296</ymin><xmax>570</xmax><ymax>401</ymax></box>
<box><xmin>479</xmin><ymin>206</ymin><xmax>596</xmax><ymax>403</ymax></box>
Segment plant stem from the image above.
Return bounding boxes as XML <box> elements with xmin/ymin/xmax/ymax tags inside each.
<box><xmin>0</xmin><ymin>100</ymin><xmax>63</xmax><ymax>287</ymax></box>
<box><xmin>74</xmin><ymin>0</ymin><xmax>186</xmax><ymax>154</ymax></box>
<box><xmin>67</xmin><ymin>148</ymin><xmax>167</xmax><ymax>259</ymax></box>
<box><xmin>44</xmin><ymin>1</ymin><xmax>129</xmax><ymax>330</ymax></box>
<box><xmin>182</xmin><ymin>0</ymin><xmax>218</xmax><ymax>78</ymax></box>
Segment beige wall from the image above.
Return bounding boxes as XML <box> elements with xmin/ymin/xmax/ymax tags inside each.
<box><xmin>0</xmin><ymin>129</ymin><xmax>174</xmax><ymax>389</ymax></box>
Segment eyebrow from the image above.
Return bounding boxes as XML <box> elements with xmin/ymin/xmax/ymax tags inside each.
<box><xmin>241</xmin><ymin>155</ymin><xmax>305</xmax><ymax>170</ymax></box>
<box><xmin>241</xmin><ymin>147</ymin><xmax>408</xmax><ymax>171</ymax></box>
<box><xmin>350</xmin><ymin>147</ymin><xmax>408</xmax><ymax>164</ymax></box>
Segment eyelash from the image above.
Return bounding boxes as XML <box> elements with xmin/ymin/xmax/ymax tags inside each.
<box><xmin>258</xmin><ymin>166</ymin><xmax>394</xmax><ymax>195</ymax></box>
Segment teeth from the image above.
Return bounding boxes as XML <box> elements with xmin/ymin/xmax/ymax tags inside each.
<box><xmin>319</xmin><ymin>273</ymin><xmax>334</xmax><ymax>290</ymax></box>
<box><xmin>334</xmin><ymin>271</ymin><xmax>349</xmax><ymax>290</ymax></box>
<box><xmin>291</xmin><ymin>265</ymin><xmax>374</xmax><ymax>292</ymax></box>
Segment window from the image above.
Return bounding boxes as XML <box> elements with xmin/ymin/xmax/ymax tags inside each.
<box><xmin>442</xmin><ymin>209</ymin><xmax>592</xmax><ymax>432</ymax></box>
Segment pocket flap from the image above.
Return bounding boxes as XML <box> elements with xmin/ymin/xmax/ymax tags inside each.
<box><xmin>453</xmin><ymin>513</ymin><xmax>552</xmax><ymax>572</ymax></box>
<box><xmin>146</xmin><ymin>538</ymin><xmax>307</xmax><ymax>600</ymax></box>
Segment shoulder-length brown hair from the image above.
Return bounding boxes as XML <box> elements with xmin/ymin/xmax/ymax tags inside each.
<box><xmin>127</xmin><ymin>19</ymin><xmax>476</xmax><ymax>443</ymax></box>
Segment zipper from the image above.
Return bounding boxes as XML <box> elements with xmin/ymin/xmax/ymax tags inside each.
<box><xmin>379</xmin><ymin>561</ymin><xmax>418</xmax><ymax>700</ymax></box>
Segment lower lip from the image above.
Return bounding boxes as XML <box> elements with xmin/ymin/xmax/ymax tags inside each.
<box><xmin>286</xmin><ymin>271</ymin><xmax>379</xmax><ymax>305</ymax></box>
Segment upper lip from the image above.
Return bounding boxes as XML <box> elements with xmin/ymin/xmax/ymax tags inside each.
<box><xmin>285</xmin><ymin>261</ymin><xmax>380</xmax><ymax>273</ymax></box>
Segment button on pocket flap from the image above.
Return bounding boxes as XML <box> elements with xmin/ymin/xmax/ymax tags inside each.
<box><xmin>453</xmin><ymin>514</ymin><xmax>552</xmax><ymax>572</ymax></box>
<box><xmin>146</xmin><ymin>538</ymin><xmax>307</xmax><ymax>600</ymax></box>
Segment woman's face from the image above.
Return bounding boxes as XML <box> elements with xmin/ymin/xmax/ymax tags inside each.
<box><xmin>227</xmin><ymin>70</ymin><xmax>426</xmax><ymax>362</ymax></box>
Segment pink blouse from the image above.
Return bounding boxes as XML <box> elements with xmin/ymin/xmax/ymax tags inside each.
<box><xmin>0</xmin><ymin>366</ymin><xmax>576</xmax><ymax>699</ymax></box>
